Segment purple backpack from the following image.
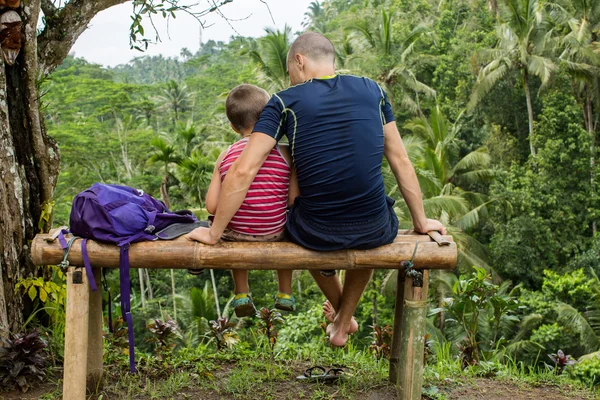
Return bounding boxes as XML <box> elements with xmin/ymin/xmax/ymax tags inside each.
<box><xmin>60</xmin><ymin>183</ymin><xmax>199</xmax><ymax>372</ymax></box>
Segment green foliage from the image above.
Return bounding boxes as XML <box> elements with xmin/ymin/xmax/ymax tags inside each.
<box><xmin>209</xmin><ymin>317</ymin><xmax>239</xmax><ymax>351</ymax></box>
<box><xmin>0</xmin><ymin>330</ymin><xmax>48</xmax><ymax>392</ymax></box>
<box><xmin>570</xmin><ymin>356</ymin><xmax>600</xmax><ymax>388</ymax></box>
<box><xmin>39</xmin><ymin>0</ymin><xmax>600</xmax><ymax>393</ymax></box>
<box><xmin>430</xmin><ymin>267</ymin><xmax>519</xmax><ymax>367</ymax></box>
<box><xmin>256</xmin><ymin>307</ymin><xmax>284</xmax><ymax>355</ymax></box>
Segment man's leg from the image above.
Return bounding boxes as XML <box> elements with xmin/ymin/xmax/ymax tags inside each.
<box><xmin>328</xmin><ymin>269</ymin><xmax>373</xmax><ymax>347</ymax></box>
<box><xmin>310</xmin><ymin>271</ymin><xmax>359</xmax><ymax>334</ymax></box>
<box><xmin>309</xmin><ymin>270</ymin><xmax>343</xmax><ymax>309</ymax></box>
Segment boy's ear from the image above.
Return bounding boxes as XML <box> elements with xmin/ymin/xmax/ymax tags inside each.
<box><xmin>230</xmin><ymin>122</ymin><xmax>241</xmax><ymax>134</ymax></box>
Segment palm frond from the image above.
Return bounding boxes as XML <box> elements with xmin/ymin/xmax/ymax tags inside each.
<box><xmin>556</xmin><ymin>302</ymin><xmax>600</xmax><ymax>353</ymax></box>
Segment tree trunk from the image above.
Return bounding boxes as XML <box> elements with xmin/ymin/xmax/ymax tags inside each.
<box><xmin>161</xmin><ymin>174</ymin><xmax>171</xmax><ymax>209</ymax></box>
<box><xmin>586</xmin><ymin>89</ymin><xmax>597</xmax><ymax>236</ymax></box>
<box><xmin>371</xmin><ymin>279</ymin><xmax>378</xmax><ymax>326</ymax></box>
<box><xmin>210</xmin><ymin>269</ymin><xmax>221</xmax><ymax>319</ymax></box>
<box><xmin>0</xmin><ymin>0</ymin><xmax>132</xmax><ymax>336</ymax></box>
<box><xmin>145</xmin><ymin>269</ymin><xmax>154</xmax><ymax>300</ymax></box>
<box><xmin>522</xmin><ymin>69</ymin><xmax>536</xmax><ymax>158</ymax></box>
<box><xmin>0</xmin><ymin>0</ymin><xmax>60</xmax><ymax>336</ymax></box>
<box><xmin>170</xmin><ymin>269</ymin><xmax>177</xmax><ymax>320</ymax></box>
<box><xmin>138</xmin><ymin>268</ymin><xmax>146</xmax><ymax>310</ymax></box>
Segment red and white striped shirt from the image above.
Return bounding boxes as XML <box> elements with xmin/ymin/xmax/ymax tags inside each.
<box><xmin>219</xmin><ymin>137</ymin><xmax>291</xmax><ymax>235</ymax></box>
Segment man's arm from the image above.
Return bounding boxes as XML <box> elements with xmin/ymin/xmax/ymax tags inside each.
<box><xmin>186</xmin><ymin>132</ymin><xmax>277</xmax><ymax>244</ymax></box>
<box><xmin>383</xmin><ymin>121</ymin><xmax>447</xmax><ymax>235</ymax></box>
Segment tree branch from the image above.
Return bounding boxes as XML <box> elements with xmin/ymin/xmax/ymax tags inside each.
<box><xmin>40</xmin><ymin>0</ymin><xmax>57</xmax><ymax>18</ymax></box>
<box><xmin>37</xmin><ymin>0</ymin><xmax>129</xmax><ymax>76</ymax></box>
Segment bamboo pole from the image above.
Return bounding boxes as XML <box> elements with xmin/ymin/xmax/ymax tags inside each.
<box><xmin>389</xmin><ymin>269</ymin><xmax>405</xmax><ymax>383</ymax></box>
<box><xmin>86</xmin><ymin>268</ymin><xmax>103</xmax><ymax>391</ymax></box>
<box><xmin>397</xmin><ymin>269</ymin><xmax>430</xmax><ymax>400</ymax></box>
<box><xmin>63</xmin><ymin>267</ymin><xmax>90</xmax><ymax>400</ymax></box>
<box><xmin>32</xmin><ymin>234</ymin><xmax>456</xmax><ymax>271</ymax></box>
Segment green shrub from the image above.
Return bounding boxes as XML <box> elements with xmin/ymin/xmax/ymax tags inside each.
<box><xmin>570</xmin><ymin>356</ymin><xmax>600</xmax><ymax>388</ymax></box>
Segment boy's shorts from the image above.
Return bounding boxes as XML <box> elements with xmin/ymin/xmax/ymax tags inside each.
<box><xmin>221</xmin><ymin>228</ymin><xmax>285</xmax><ymax>243</ymax></box>
<box><xmin>206</xmin><ymin>219</ymin><xmax>285</xmax><ymax>243</ymax></box>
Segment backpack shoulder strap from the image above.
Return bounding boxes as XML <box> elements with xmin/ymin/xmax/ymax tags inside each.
<box><xmin>81</xmin><ymin>239</ymin><xmax>98</xmax><ymax>292</ymax></box>
<box><xmin>119</xmin><ymin>244</ymin><xmax>137</xmax><ymax>373</ymax></box>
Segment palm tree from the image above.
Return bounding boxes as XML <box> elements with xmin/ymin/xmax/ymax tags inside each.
<box><xmin>558</xmin><ymin>0</ymin><xmax>600</xmax><ymax>234</ymax></box>
<box><xmin>348</xmin><ymin>9</ymin><xmax>435</xmax><ymax>113</ymax></box>
<box><xmin>177</xmin><ymin>148</ymin><xmax>219</xmax><ymax>207</ymax></box>
<box><xmin>555</xmin><ymin>269</ymin><xmax>600</xmax><ymax>358</ymax></box>
<box><xmin>468</xmin><ymin>0</ymin><xmax>557</xmax><ymax>157</ymax></box>
<box><xmin>155</xmin><ymin>80</ymin><xmax>193</xmax><ymax>126</ymax></box>
<box><xmin>303</xmin><ymin>1</ymin><xmax>333</xmax><ymax>33</ymax></box>
<box><xmin>175</xmin><ymin>120</ymin><xmax>199</xmax><ymax>157</ymax></box>
<box><xmin>397</xmin><ymin>106</ymin><xmax>495</xmax><ymax>270</ymax></box>
<box><xmin>247</xmin><ymin>26</ymin><xmax>291</xmax><ymax>92</ymax></box>
<box><xmin>148</xmin><ymin>137</ymin><xmax>180</xmax><ymax>210</ymax></box>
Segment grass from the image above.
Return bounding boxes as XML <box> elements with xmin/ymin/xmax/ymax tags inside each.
<box><xmin>16</xmin><ymin>335</ymin><xmax>600</xmax><ymax>399</ymax></box>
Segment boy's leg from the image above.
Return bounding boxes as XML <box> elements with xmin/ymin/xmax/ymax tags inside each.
<box><xmin>276</xmin><ymin>270</ymin><xmax>293</xmax><ymax>295</ymax></box>
<box><xmin>232</xmin><ymin>270</ymin><xmax>250</xmax><ymax>294</ymax></box>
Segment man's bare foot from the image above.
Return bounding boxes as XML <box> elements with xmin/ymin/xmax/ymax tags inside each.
<box><xmin>326</xmin><ymin>321</ymin><xmax>350</xmax><ymax>347</ymax></box>
<box><xmin>323</xmin><ymin>301</ymin><xmax>358</xmax><ymax>334</ymax></box>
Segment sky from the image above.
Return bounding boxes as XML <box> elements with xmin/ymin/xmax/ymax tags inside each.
<box><xmin>70</xmin><ymin>0</ymin><xmax>314</xmax><ymax>67</ymax></box>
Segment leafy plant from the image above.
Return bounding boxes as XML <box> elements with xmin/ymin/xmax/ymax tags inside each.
<box><xmin>0</xmin><ymin>330</ymin><xmax>48</xmax><ymax>392</ymax></box>
<box><xmin>430</xmin><ymin>267</ymin><xmax>519</xmax><ymax>368</ymax></box>
<box><xmin>369</xmin><ymin>324</ymin><xmax>392</xmax><ymax>360</ymax></box>
<box><xmin>209</xmin><ymin>317</ymin><xmax>239</xmax><ymax>352</ymax></box>
<box><xmin>147</xmin><ymin>318</ymin><xmax>180</xmax><ymax>358</ymax></box>
<box><xmin>569</xmin><ymin>355</ymin><xmax>600</xmax><ymax>388</ymax></box>
<box><xmin>257</xmin><ymin>307</ymin><xmax>284</xmax><ymax>354</ymax></box>
<box><xmin>548</xmin><ymin>350</ymin><xmax>577</xmax><ymax>375</ymax></box>
<box><xmin>104</xmin><ymin>316</ymin><xmax>131</xmax><ymax>367</ymax></box>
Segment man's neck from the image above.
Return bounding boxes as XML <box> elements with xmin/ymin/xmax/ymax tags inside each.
<box><xmin>305</xmin><ymin>67</ymin><xmax>336</xmax><ymax>81</ymax></box>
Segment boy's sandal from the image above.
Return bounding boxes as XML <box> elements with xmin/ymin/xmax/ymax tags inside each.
<box><xmin>319</xmin><ymin>270</ymin><xmax>336</xmax><ymax>277</ymax></box>
<box><xmin>232</xmin><ymin>293</ymin><xmax>257</xmax><ymax>318</ymax></box>
<box><xmin>187</xmin><ymin>269</ymin><xmax>204</xmax><ymax>275</ymax></box>
<box><xmin>296</xmin><ymin>366</ymin><xmax>344</xmax><ymax>383</ymax></box>
<box><xmin>274</xmin><ymin>293</ymin><xmax>296</xmax><ymax>312</ymax></box>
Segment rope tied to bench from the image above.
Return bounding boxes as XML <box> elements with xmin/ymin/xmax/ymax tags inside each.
<box><xmin>401</xmin><ymin>241</ymin><xmax>423</xmax><ymax>288</ymax></box>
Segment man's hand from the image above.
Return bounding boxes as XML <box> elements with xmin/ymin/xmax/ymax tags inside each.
<box><xmin>185</xmin><ymin>227</ymin><xmax>220</xmax><ymax>245</ymax></box>
<box><xmin>414</xmin><ymin>219</ymin><xmax>447</xmax><ymax>235</ymax></box>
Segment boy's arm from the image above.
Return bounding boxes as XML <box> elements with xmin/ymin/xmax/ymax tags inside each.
<box><xmin>205</xmin><ymin>151</ymin><xmax>227</xmax><ymax>215</ymax></box>
<box><xmin>383</xmin><ymin>122</ymin><xmax>447</xmax><ymax>235</ymax></box>
<box><xmin>278</xmin><ymin>144</ymin><xmax>300</xmax><ymax>207</ymax></box>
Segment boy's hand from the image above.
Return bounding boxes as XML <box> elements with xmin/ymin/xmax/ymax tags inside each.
<box><xmin>185</xmin><ymin>227</ymin><xmax>220</xmax><ymax>245</ymax></box>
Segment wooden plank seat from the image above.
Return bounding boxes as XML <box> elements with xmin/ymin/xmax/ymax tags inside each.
<box><xmin>31</xmin><ymin>230</ymin><xmax>457</xmax><ymax>400</ymax></box>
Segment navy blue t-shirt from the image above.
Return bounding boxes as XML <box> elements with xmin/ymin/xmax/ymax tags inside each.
<box><xmin>253</xmin><ymin>75</ymin><xmax>398</xmax><ymax>250</ymax></box>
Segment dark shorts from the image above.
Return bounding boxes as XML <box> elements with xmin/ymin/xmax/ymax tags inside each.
<box><xmin>286</xmin><ymin>196</ymin><xmax>399</xmax><ymax>251</ymax></box>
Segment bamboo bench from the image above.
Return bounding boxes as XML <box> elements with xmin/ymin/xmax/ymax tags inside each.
<box><xmin>31</xmin><ymin>230</ymin><xmax>457</xmax><ymax>400</ymax></box>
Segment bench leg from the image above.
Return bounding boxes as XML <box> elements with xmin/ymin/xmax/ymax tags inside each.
<box><xmin>397</xmin><ymin>269</ymin><xmax>430</xmax><ymax>400</ymax></box>
<box><xmin>63</xmin><ymin>267</ymin><xmax>90</xmax><ymax>400</ymax></box>
<box><xmin>87</xmin><ymin>268</ymin><xmax>103</xmax><ymax>391</ymax></box>
<box><xmin>389</xmin><ymin>269</ymin><xmax>405</xmax><ymax>383</ymax></box>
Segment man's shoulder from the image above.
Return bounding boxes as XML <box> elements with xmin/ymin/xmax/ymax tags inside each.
<box><xmin>339</xmin><ymin>74</ymin><xmax>383</xmax><ymax>92</ymax></box>
<box><xmin>273</xmin><ymin>81</ymin><xmax>314</xmax><ymax>105</ymax></box>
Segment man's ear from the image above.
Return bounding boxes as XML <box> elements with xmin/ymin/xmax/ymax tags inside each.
<box><xmin>295</xmin><ymin>53</ymin><xmax>304</xmax><ymax>70</ymax></box>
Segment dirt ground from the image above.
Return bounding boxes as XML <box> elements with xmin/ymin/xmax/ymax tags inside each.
<box><xmin>0</xmin><ymin>377</ymin><xmax>597</xmax><ymax>400</ymax></box>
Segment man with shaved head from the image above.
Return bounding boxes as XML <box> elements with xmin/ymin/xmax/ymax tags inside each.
<box><xmin>188</xmin><ymin>32</ymin><xmax>446</xmax><ymax>346</ymax></box>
